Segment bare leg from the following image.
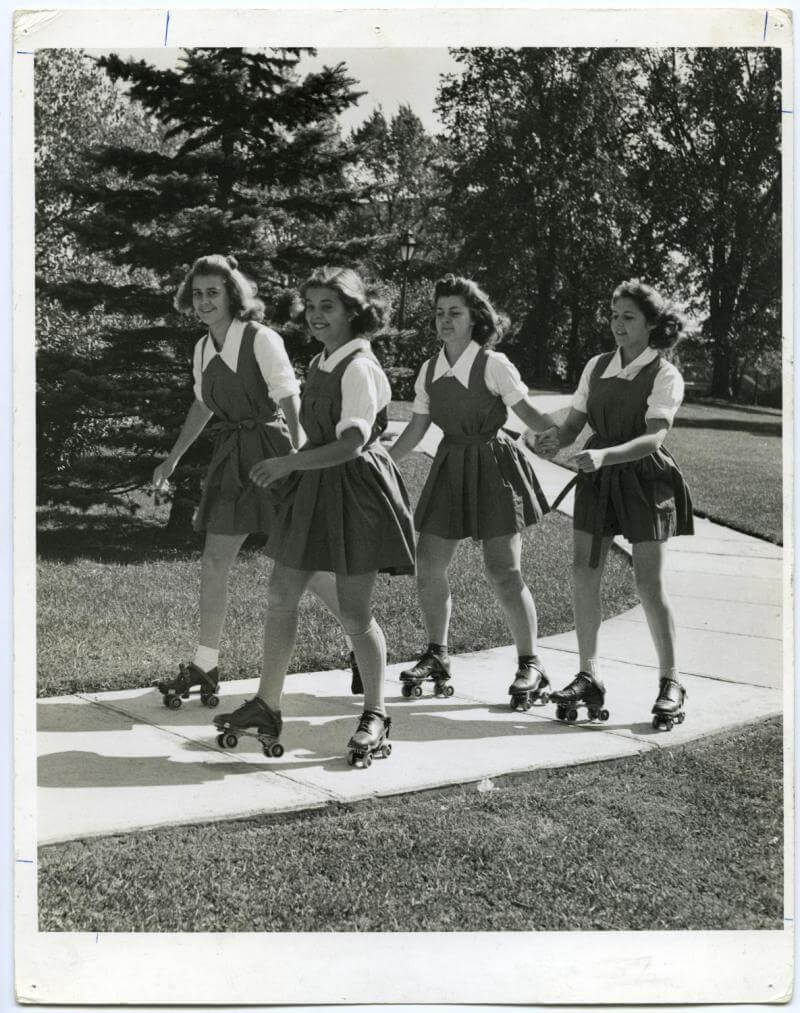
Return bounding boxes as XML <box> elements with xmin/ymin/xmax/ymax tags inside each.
<box><xmin>306</xmin><ymin>570</ymin><xmax>343</xmax><ymax>622</ymax></box>
<box><xmin>482</xmin><ymin>532</ymin><xmax>536</xmax><ymax>655</ymax></box>
<box><xmin>256</xmin><ymin>563</ymin><xmax>312</xmax><ymax>710</ymax></box>
<box><xmin>632</xmin><ymin>540</ymin><xmax>677</xmax><ymax>674</ymax></box>
<box><xmin>336</xmin><ymin>571</ymin><xmax>384</xmax><ymax>712</ymax></box>
<box><xmin>572</xmin><ymin>530</ymin><xmax>614</xmax><ymax>673</ymax></box>
<box><xmin>416</xmin><ymin>532</ymin><xmax>460</xmax><ymax>645</ymax></box>
<box><xmin>199</xmin><ymin>532</ymin><xmax>248</xmax><ymax>650</ymax></box>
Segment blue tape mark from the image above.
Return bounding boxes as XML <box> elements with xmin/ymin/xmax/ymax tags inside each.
<box><xmin>164</xmin><ymin>10</ymin><xmax>170</xmax><ymax>46</ymax></box>
<box><xmin>782</xmin><ymin>109</ymin><xmax>793</xmax><ymax>114</ymax></box>
<box><xmin>763</xmin><ymin>10</ymin><xmax>769</xmax><ymax>40</ymax></box>
<box><xmin>16</xmin><ymin>858</ymin><xmax>33</xmax><ymax>863</ymax></box>
<box><xmin>16</xmin><ymin>50</ymin><xmax>33</xmax><ymax>54</ymax></box>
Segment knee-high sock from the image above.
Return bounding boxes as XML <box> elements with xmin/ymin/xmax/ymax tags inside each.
<box><xmin>347</xmin><ymin>619</ymin><xmax>386</xmax><ymax>715</ymax></box>
<box><xmin>257</xmin><ymin>607</ymin><xmax>299</xmax><ymax>711</ymax></box>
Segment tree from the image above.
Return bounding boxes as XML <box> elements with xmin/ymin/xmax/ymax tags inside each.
<box><xmin>37</xmin><ymin>48</ymin><xmax>365</xmax><ymax>522</ymax></box>
<box><xmin>635</xmin><ymin>48</ymin><xmax>781</xmax><ymax>398</ymax></box>
<box><xmin>436</xmin><ymin>48</ymin><xmax>652</xmax><ymax>385</ymax></box>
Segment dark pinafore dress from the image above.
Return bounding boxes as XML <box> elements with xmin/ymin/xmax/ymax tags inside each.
<box><xmin>414</xmin><ymin>345</ymin><xmax>549</xmax><ymax>540</ymax></box>
<box><xmin>194</xmin><ymin>323</ymin><xmax>293</xmax><ymax>535</ymax></box>
<box><xmin>265</xmin><ymin>348</ymin><xmax>415</xmax><ymax>576</ymax></box>
<box><xmin>573</xmin><ymin>351</ymin><xmax>694</xmax><ymax>566</ymax></box>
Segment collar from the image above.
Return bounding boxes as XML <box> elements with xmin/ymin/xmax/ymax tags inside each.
<box><xmin>602</xmin><ymin>344</ymin><xmax>659</xmax><ymax>380</ymax></box>
<box><xmin>318</xmin><ymin>337</ymin><xmax>370</xmax><ymax>372</ymax></box>
<box><xmin>432</xmin><ymin>339</ymin><xmax>481</xmax><ymax>388</ymax></box>
<box><xmin>203</xmin><ymin>318</ymin><xmax>246</xmax><ymax>369</ymax></box>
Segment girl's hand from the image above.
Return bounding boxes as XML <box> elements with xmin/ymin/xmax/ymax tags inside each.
<box><xmin>152</xmin><ymin>459</ymin><xmax>175</xmax><ymax>493</ymax></box>
<box><xmin>572</xmin><ymin>448</ymin><xmax>606</xmax><ymax>473</ymax></box>
<box><xmin>249</xmin><ymin>455</ymin><xmax>294</xmax><ymax>489</ymax></box>
<box><xmin>532</xmin><ymin>426</ymin><xmax>560</xmax><ymax>459</ymax></box>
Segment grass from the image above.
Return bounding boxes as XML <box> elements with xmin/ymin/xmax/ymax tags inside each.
<box><xmin>38</xmin><ymin>716</ymin><xmax>783</xmax><ymax>932</ymax></box>
<box><xmin>37</xmin><ymin>453</ymin><xmax>637</xmax><ymax>697</ymax></box>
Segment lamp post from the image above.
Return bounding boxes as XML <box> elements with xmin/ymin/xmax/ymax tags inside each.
<box><xmin>397</xmin><ymin>230</ymin><xmax>417</xmax><ymax>330</ymax></box>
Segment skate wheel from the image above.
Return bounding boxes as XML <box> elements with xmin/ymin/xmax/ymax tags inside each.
<box><xmin>167</xmin><ymin>696</ymin><xmax>182</xmax><ymax>710</ymax></box>
<box><xmin>521</xmin><ymin>698</ymin><xmax>532</xmax><ymax>712</ymax></box>
<box><xmin>665</xmin><ymin>718</ymin><xmax>674</xmax><ymax>731</ymax></box>
<box><xmin>555</xmin><ymin>706</ymin><xmax>566</xmax><ymax>721</ymax></box>
<box><xmin>413</xmin><ymin>685</ymin><xmax>423</xmax><ymax>698</ymax></box>
<box><xmin>566</xmin><ymin>708</ymin><xmax>578</xmax><ymax>723</ymax></box>
<box><xmin>264</xmin><ymin>742</ymin><xmax>284</xmax><ymax>758</ymax></box>
<box><xmin>652</xmin><ymin>715</ymin><xmax>661</xmax><ymax>730</ymax></box>
<box><xmin>587</xmin><ymin>709</ymin><xmax>598</xmax><ymax>721</ymax></box>
<box><xmin>224</xmin><ymin>732</ymin><xmax>238</xmax><ymax>748</ymax></box>
<box><xmin>444</xmin><ymin>684</ymin><xmax>454</xmax><ymax>697</ymax></box>
<box><xmin>347</xmin><ymin>751</ymin><xmax>356</xmax><ymax>767</ymax></box>
<box><xmin>216</xmin><ymin>733</ymin><xmax>226</xmax><ymax>748</ymax></box>
<box><xmin>381</xmin><ymin>743</ymin><xmax>392</xmax><ymax>758</ymax></box>
<box><xmin>204</xmin><ymin>694</ymin><xmax>220</xmax><ymax>708</ymax></box>
<box><xmin>361</xmin><ymin>752</ymin><xmax>372</xmax><ymax>768</ymax></box>
<box><xmin>599</xmin><ymin>709</ymin><xmax>609</xmax><ymax>722</ymax></box>
<box><xmin>401</xmin><ymin>685</ymin><xmax>412</xmax><ymax>698</ymax></box>
<box><xmin>161</xmin><ymin>695</ymin><xmax>171</xmax><ymax>708</ymax></box>
<box><xmin>539</xmin><ymin>692</ymin><xmax>550</xmax><ymax>705</ymax></box>
<box><xmin>677</xmin><ymin>713</ymin><xmax>686</xmax><ymax>724</ymax></box>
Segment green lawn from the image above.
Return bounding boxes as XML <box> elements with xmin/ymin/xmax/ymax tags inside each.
<box><xmin>38</xmin><ymin>716</ymin><xmax>783</xmax><ymax>932</ymax></box>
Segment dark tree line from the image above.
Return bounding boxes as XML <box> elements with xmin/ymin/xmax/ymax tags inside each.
<box><xmin>36</xmin><ymin>45</ymin><xmax>781</xmax><ymax>521</ymax></box>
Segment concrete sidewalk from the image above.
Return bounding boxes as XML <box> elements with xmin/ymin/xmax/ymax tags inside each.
<box><xmin>37</xmin><ymin>400</ymin><xmax>784</xmax><ymax>844</ymax></box>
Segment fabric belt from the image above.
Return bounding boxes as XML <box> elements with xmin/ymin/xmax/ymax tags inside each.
<box><xmin>442</xmin><ymin>432</ymin><xmax>498</xmax><ymax>446</ymax></box>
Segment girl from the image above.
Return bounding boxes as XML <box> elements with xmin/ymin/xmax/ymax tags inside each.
<box><xmin>152</xmin><ymin>254</ymin><xmax>357</xmax><ymax>707</ymax></box>
<box><xmin>213</xmin><ymin>266</ymin><xmax>415</xmax><ymax>766</ymax></box>
<box><xmin>389</xmin><ymin>274</ymin><xmax>558</xmax><ymax>709</ymax></box>
<box><xmin>538</xmin><ymin>278</ymin><xmax>693</xmax><ymax>729</ymax></box>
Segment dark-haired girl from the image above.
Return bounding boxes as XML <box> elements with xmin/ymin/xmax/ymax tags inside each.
<box><xmin>213</xmin><ymin>267</ymin><xmax>415</xmax><ymax>766</ymax></box>
<box><xmin>152</xmin><ymin>254</ymin><xmax>352</xmax><ymax>706</ymax></box>
<box><xmin>538</xmin><ymin>279</ymin><xmax>694</xmax><ymax>727</ymax></box>
<box><xmin>390</xmin><ymin>275</ymin><xmax>558</xmax><ymax>707</ymax></box>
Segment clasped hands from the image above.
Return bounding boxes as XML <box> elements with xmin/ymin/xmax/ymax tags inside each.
<box><xmin>528</xmin><ymin>425</ymin><xmax>560</xmax><ymax>460</ymax></box>
<box><xmin>527</xmin><ymin>427</ymin><xmax>606</xmax><ymax>472</ymax></box>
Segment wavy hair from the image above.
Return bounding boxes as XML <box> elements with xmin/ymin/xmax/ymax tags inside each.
<box><xmin>174</xmin><ymin>254</ymin><xmax>265</xmax><ymax>322</ymax></box>
<box><xmin>612</xmin><ymin>278</ymin><xmax>685</xmax><ymax>351</ymax></box>
<box><xmin>299</xmin><ymin>266</ymin><xmax>389</xmax><ymax>337</ymax></box>
<box><xmin>433</xmin><ymin>274</ymin><xmax>508</xmax><ymax>348</ymax></box>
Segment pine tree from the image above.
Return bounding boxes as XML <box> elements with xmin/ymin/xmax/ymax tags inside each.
<box><xmin>37</xmin><ymin>47</ymin><xmax>365</xmax><ymax>524</ymax></box>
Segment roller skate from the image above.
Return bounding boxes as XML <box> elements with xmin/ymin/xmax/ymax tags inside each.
<box><xmin>212</xmin><ymin>696</ymin><xmax>284</xmax><ymax>758</ymax></box>
<box><xmin>550</xmin><ymin>671</ymin><xmax>609</xmax><ymax>724</ymax></box>
<box><xmin>350</xmin><ymin>651</ymin><xmax>364</xmax><ymax>695</ymax></box>
<box><xmin>508</xmin><ymin>656</ymin><xmax>550</xmax><ymax>711</ymax></box>
<box><xmin>651</xmin><ymin>677</ymin><xmax>687</xmax><ymax>732</ymax></box>
<box><xmin>346</xmin><ymin>710</ymin><xmax>392</xmax><ymax>769</ymax></box>
<box><xmin>155</xmin><ymin>663</ymin><xmax>220</xmax><ymax>710</ymax></box>
<box><xmin>399</xmin><ymin>650</ymin><xmax>454</xmax><ymax>699</ymax></box>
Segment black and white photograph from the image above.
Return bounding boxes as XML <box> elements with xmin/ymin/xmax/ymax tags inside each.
<box><xmin>11</xmin><ymin>5</ymin><xmax>793</xmax><ymax>1006</ymax></box>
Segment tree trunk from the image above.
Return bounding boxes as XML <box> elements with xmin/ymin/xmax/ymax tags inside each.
<box><xmin>708</xmin><ymin>329</ymin><xmax>734</xmax><ymax>398</ymax></box>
